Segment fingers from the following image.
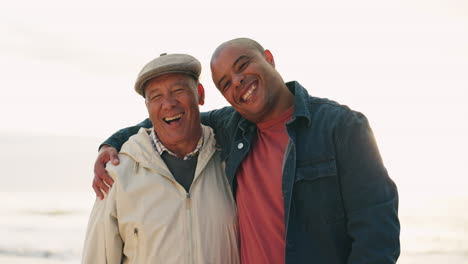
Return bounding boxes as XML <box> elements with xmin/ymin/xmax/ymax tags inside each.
<box><xmin>109</xmin><ymin>148</ymin><xmax>120</xmax><ymax>165</ymax></box>
<box><xmin>93</xmin><ymin>162</ymin><xmax>114</xmax><ymax>199</ymax></box>
<box><xmin>93</xmin><ymin>145</ymin><xmax>118</xmax><ymax>199</ymax></box>
<box><xmin>101</xmin><ymin>171</ymin><xmax>114</xmax><ymax>187</ymax></box>
<box><xmin>94</xmin><ymin>156</ymin><xmax>113</xmax><ymax>184</ymax></box>
<box><xmin>93</xmin><ymin>182</ymin><xmax>105</xmax><ymax>200</ymax></box>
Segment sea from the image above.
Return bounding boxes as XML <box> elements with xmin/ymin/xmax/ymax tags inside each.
<box><xmin>0</xmin><ymin>133</ymin><xmax>467</xmax><ymax>263</ymax></box>
<box><xmin>0</xmin><ymin>192</ymin><xmax>92</xmax><ymax>264</ymax></box>
<box><xmin>1</xmin><ymin>191</ymin><xmax>467</xmax><ymax>263</ymax></box>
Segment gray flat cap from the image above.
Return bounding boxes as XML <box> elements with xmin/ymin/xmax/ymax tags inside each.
<box><xmin>135</xmin><ymin>53</ymin><xmax>201</xmax><ymax>97</ymax></box>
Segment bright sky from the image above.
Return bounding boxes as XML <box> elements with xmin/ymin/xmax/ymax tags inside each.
<box><xmin>1</xmin><ymin>0</ymin><xmax>467</xmax><ymax>197</ymax></box>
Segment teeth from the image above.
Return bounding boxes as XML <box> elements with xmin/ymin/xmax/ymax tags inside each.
<box><xmin>164</xmin><ymin>113</ymin><xmax>182</xmax><ymax>122</ymax></box>
<box><xmin>242</xmin><ymin>84</ymin><xmax>257</xmax><ymax>101</ymax></box>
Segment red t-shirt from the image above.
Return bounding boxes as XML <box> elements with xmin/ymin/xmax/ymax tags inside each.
<box><xmin>236</xmin><ymin>106</ymin><xmax>293</xmax><ymax>264</ymax></box>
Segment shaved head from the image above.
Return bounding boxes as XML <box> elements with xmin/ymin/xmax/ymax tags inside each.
<box><xmin>209</xmin><ymin>37</ymin><xmax>293</xmax><ymax>123</ymax></box>
<box><xmin>211</xmin><ymin>38</ymin><xmax>265</xmax><ymax>64</ymax></box>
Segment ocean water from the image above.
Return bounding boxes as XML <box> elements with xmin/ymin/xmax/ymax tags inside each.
<box><xmin>398</xmin><ymin>194</ymin><xmax>468</xmax><ymax>264</ymax></box>
<box><xmin>1</xmin><ymin>191</ymin><xmax>467</xmax><ymax>263</ymax></box>
<box><xmin>0</xmin><ymin>192</ymin><xmax>94</xmax><ymax>264</ymax></box>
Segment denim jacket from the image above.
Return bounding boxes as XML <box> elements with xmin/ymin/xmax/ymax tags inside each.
<box><xmin>103</xmin><ymin>81</ymin><xmax>400</xmax><ymax>264</ymax></box>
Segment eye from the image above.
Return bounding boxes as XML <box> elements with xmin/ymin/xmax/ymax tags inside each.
<box><xmin>150</xmin><ymin>94</ymin><xmax>161</xmax><ymax>101</ymax></box>
<box><xmin>239</xmin><ymin>61</ymin><xmax>248</xmax><ymax>71</ymax></box>
<box><xmin>171</xmin><ymin>88</ymin><xmax>186</xmax><ymax>96</ymax></box>
<box><xmin>223</xmin><ymin>80</ymin><xmax>231</xmax><ymax>92</ymax></box>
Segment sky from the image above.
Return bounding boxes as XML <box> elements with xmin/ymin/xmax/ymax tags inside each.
<box><xmin>1</xmin><ymin>0</ymin><xmax>467</xmax><ymax>198</ymax></box>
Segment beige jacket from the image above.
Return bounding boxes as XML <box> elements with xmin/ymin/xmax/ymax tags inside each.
<box><xmin>82</xmin><ymin>126</ymin><xmax>239</xmax><ymax>264</ymax></box>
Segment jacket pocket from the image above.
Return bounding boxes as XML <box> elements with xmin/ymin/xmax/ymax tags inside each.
<box><xmin>124</xmin><ymin>225</ymin><xmax>142</xmax><ymax>264</ymax></box>
<box><xmin>293</xmin><ymin>158</ymin><xmax>345</xmax><ymax>226</ymax></box>
<box><xmin>295</xmin><ymin>157</ymin><xmax>337</xmax><ymax>182</ymax></box>
<box><xmin>132</xmin><ymin>227</ymin><xmax>139</xmax><ymax>264</ymax></box>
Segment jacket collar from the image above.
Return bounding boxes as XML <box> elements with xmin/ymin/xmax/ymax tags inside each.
<box><xmin>119</xmin><ymin>125</ymin><xmax>217</xmax><ymax>179</ymax></box>
<box><xmin>149</xmin><ymin>129</ymin><xmax>203</xmax><ymax>160</ymax></box>
<box><xmin>286</xmin><ymin>81</ymin><xmax>312</xmax><ymax>127</ymax></box>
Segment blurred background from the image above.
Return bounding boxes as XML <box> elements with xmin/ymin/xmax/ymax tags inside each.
<box><xmin>1</xmin><ymin>0</ymin><xmax>467</xmax><ymax>263</ymax></box>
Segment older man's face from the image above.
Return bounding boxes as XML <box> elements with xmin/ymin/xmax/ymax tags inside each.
<box><xmin>145</xmin><ymin>73</ymin><xmax>202</xmax><ymax>148</ymax></box>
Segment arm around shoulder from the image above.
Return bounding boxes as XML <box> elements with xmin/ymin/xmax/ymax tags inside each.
<box><xmin>201</xmin><ymin>106</ymin><xmax>239</xmax><ymax>150</ymax></box>
<box><xmin>100</xmin><ymin>118</ymin><xmax>152</xmax><ymax>152</ymax></box>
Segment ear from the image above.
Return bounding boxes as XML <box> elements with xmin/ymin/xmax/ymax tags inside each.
<box><xmin>264</xmin><ymin>49</ymin><xmax>275</xmax><ymax>67</ymax></box>
<box><xmin>197</xmin><ymin>83</ymin><xmax>205</xmax><ymax>106</ymax></box>
<box><xmin>144</xmin><ymin>98</ymin><xmax>151</xmax><ymax>116</ymax></box>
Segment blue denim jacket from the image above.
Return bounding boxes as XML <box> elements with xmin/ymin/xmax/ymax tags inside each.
<box><xmin>103</xmin><ymin>81</ymin><xmax>400</xmax><ymax>264</ymax></box>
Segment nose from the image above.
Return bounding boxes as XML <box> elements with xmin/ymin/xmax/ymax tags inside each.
<box><xmin>232</xmin><ymin>73</ymin><xmax>244</xmax><ymax>89</ymax></box>
<box><xmin>161</xmin><ymin>95</ymin><xmax>177</xmax><ymax>110</ymax></box>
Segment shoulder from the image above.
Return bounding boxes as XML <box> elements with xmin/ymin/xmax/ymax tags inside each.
<box><xmin>106</xmin><ymin>128</ymin><xmax>156</xmax><ymax>183</ymax></box>
<box><xmin>303</xmin><ymin>95</ymin><xmax>361</xmax><ymax>128</ymax></box>
<box><xmin>105</xmin><ymin>154</ymin><xmax>137</xmax><ymax>183</ymax></box>
<box><xmin>120</xmin><ymin>127</ymin><xmax>153</xmax><ymax>156</ymax></box>
<box><xmin>303</xmin><ymin>97</ymin><xmax>374</xmax><ymax>146</ymax></box>
<box><xmin>290</xmin><ymin>81</ymin><xmax>358</xmax><ymax>126</ymax></box>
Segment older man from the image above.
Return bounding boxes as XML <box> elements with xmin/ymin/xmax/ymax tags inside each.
<box><xmin>94</xmin><ymin>38</ymin><xmax>400</xmax><ymax>264</ymax></box>
<box><xmin>82</xmin><ymin>53</ymin><xmax>239</xmax><ymax>264</ymax></box>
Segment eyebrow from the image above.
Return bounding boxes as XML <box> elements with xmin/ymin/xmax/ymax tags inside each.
<box><xmin>217</xmin><ymin>55</ymin><xmax>249</xmax><ymax>88</ymax></box>
<box><xmin>145</xmin><ymin>88</ymin><xmax>157</xmax><ymax>99</ymax></box>
<box><xmin>233</xmin><ymin>55</ymin><xmax>248</xmax><ymax>69</ymax></box>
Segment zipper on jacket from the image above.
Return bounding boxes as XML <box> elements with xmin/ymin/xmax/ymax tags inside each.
<box><xmin>186</xmin><ymin>193</ymin><xmax>191</xmax><ymax>209</ymax></box>
<box><xmin>185</xmin><ymin>192</ymin><xmax>193</xmax><ymax>264</ymax></box>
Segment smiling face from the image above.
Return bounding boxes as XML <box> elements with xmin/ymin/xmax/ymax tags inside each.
<box><xmin>210</xmin><ymin>40</ymin><xmax>292</xmax><ymax>124</ymax></box>
<box><xmin>144</xmin><ymin>73</ymin><xmax>203</xmax><ymax>155</ymax></box>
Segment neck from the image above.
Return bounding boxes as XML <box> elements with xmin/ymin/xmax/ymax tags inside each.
<box><xmin>274</xmin><ymin>84</ymin><xmax>294</xmax><ymax>114</ymax></box>
<box><xmin>254</xmin><ymin>83</ymin><xmax>294</xmax><ymax>124</ymax></box>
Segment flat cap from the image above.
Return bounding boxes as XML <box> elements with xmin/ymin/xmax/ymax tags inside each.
<box><xmin>135</xmin><ymin>53</ymin><xmax>201</xmax><ymax>97</ymax></box>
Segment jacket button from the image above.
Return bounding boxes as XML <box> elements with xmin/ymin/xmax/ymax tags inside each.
<box><xmin>237</xmin><ymin>143</ymin><xmax>244</xmax><ymax>149</ymax></box>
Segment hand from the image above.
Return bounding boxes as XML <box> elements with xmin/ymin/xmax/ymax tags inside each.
<box><xmin>93</xmin><ymin>145</ymin><xmax>119</xmax><ymax>200</ymax></box>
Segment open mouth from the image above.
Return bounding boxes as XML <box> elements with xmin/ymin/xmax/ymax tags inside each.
<box><xmin>241</xmin><ymin>82</ymin><xmax>257</xmax><ymax>102</ymax></box>
<box><xmin>163</xmin><ymin>113</ymin><xmax>183</xmax><ymax>124</ymax></box>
